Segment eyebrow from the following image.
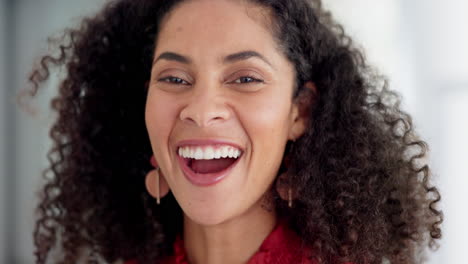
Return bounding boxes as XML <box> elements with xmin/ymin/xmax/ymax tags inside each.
<box><xmin>153</xmin><ymin>50</ymin><xmax>273</xmax><ymax>68</ymax></box>
<box><xmin>223</xmin><ymin>51</ymin><xmax>273</xmax><ymax>68</ymax></box>
<box><xmin>153</xmin><ymin>52</ymin><xmax>192</xmax><ymax>64</ymax></box>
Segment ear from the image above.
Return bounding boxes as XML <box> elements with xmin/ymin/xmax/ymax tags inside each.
<box><xmin>288</xmin><ymin>82</ymin><xmax>317</xmax><ymax>140</ymax></box>
<box><xmin>145</xmin><ymin>168</ymin><xmax>170</xmax><ymax>200</ymax></box>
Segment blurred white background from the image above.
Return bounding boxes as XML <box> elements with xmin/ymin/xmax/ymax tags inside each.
<box><xmin>1</xmin><ymin>0</ymin><xmax>467</xmax><ymax>263</ymax></box>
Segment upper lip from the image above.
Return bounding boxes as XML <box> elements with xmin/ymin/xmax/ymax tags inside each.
<box><xmin>175</xmin><ymin>139</ymin><xmax>245</xmax><ymax>152</ymax></box>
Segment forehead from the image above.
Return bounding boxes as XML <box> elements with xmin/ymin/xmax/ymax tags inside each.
<box><xmin>155</xmin><ymin>0</ymin><xmax>280</xmax><ymax>60</ymax></box>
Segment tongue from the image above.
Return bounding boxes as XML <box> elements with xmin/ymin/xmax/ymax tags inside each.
<box><xmin>190</xmin><ymin>158</ymin><xmax>236</xmax><ymax>174</ymax></box>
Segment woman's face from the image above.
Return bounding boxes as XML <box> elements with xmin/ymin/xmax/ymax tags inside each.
<box><xmin>146</xmin><ymin>0</ymin><xmax>304</xmax><ymax>225</ymax></box>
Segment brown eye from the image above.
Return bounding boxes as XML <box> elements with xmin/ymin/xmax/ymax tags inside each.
<box><xmin>159</xmin><ymin>76</ymin><xmax>190</xmax><ymax>85</ymax></box>
<box><xmin>233</xmin><ymin>76</ymin><xmax>264</xmax><ymax>84</ymax></box>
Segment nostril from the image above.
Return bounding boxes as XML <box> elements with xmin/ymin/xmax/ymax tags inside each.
<box><xmin>182</xmin><ymin>116</ymin><xmax>198</xmax><ymax>125</ymax></box>
<box><xmin>179</xmin><ymin>108</ymin><xmax>231</xmax><ymax>127</ymax></box>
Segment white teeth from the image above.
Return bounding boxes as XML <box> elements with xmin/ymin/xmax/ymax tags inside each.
<box><xmin>194</xmin><ymin>148</ymin><xmax>203</xmax><ymax>160</ymax></box>
<box><xmin>204</xmin><ymin>146</ymin><xmax>215</xmax><ymax>159</ymax></box>
<box><xmin>190</xmin><ymin>148</ymin><xmax>195</xmax><ymax>158</ymax></box>
<box><xmin>214</xmin><ymin>149</ymin><xmax>221</xmax><ymax>159</ymax></box>
<box><xmin>221</xmin><ymin>148</ymin><xmax>228</xmax><ymax>158</ymax></box>
<box><xmin>178</xmin><ymin>145</ymin><xmax>242</xmax><ymax>160</ymax></box>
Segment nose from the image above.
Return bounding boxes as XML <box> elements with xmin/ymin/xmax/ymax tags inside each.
<box><xmin>179</xmin><ymin>83</ymin><xmax>231</xmax><ymax>127</ymax></box>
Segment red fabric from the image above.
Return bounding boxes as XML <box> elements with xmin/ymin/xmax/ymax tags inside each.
<box><xmin>125</xmin><ymin>221</ymin><xmax>317</xmax><ymax>264</ymax></box>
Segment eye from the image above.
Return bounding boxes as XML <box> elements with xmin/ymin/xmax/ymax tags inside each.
<box><xmin>158</xmin><ymin>76</ymin><xmax>190</xmax><ymax>85</ymax></box>
<box><xmin>232</xmin><ymin>76</ymin><xmax>264</xmax><ymax>84</ymax></box>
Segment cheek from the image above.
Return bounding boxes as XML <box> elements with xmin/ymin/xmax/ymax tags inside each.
<box><xmin>145</xmin><ymin>92</ymin><xmax>179</xmax><ymax>151</ymax></box>
<box><xmin>238</xmin><ymin>91</ymin><xmax>293</xmax><ymax>177</ymax></box>
<box><xmin>240</xmin><ymin>92</ymin><xmax>293</xmax><ymax>139</ymax></box>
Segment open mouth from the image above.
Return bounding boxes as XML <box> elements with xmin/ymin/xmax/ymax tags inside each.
<box><xmin>186</xmin><ymin>158</ymin><xmax>238</xmax><ymax>174</ymax></box>
<box><xmin>177</xmin><ymin>145</ymin><xmax>243</xmax><ymax>186</ymax></box>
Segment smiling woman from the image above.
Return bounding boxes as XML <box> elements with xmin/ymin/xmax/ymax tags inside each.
<box><xmin>28</xmin><ymin>0</ymin><xmax>442</xmax><ymax>264</ymax></box>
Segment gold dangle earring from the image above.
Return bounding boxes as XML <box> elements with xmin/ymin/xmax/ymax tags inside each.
<box><xmin>275</xmin><ymin>141</ymin><xmax>297</xmax><ymax>208</ymax></box>
<box><xmin>285</xmin><ymin>140</ymin><xmax>295</xmax><ymax>208</ymax></box>
<box><xmin>146</xmin><ymin>155</ymin><xmax>170</xmax><ymax>204</ymax></box>
<box><xmin>154</xmin><ymin>167</ymin><xmax>160</xmax><ymax>204</ymax></box>
<box><xmin>149</xmin><ymin>156</ymin><xmax>161</xmax><ymax>204</ymax></box>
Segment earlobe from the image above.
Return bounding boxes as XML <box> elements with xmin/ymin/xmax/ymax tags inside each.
<box><xmin>288</xmin><ymin>104</ymin><xmax>305</xmax><ymax>141</ymax></box>
<box><xmin>288</xmin><ymin>81</ymin><xmax>317</xmax><ymax>140</ymax></box>
<box><xmin>288</xmin><ymin>107</ymin><xmax>306</xmax><ymax>140</ymax></box>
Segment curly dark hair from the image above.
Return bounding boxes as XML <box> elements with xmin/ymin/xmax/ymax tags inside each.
<box><xmin>28</xmin><ymin>0</ymin><xmax>443</xmax><ymax>263</ymax></box>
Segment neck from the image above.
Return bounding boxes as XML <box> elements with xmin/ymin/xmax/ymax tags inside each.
<box><xmin>183</xmin><ymin>202</ymin><xmax>276</xmax><ymax>264</ymax></box>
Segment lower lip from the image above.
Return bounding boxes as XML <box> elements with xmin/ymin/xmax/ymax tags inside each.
<box><xmin>176</xmin><ymin>155</ymin><xmax>241</xmax><ymax>186</ymax></box>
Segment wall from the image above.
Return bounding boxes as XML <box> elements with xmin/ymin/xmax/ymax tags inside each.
<box><xmin>0</xmin><ymin>0</ymin><xmax>7</xmax><ymax>262</ymax></box>
<box><xmin>326</xmin><ymin>1</ymin><xmax>468</xmax><ymax>263</ymax></box>
<box><xmin>400</xmin><ymin>0</ymin><xmax>468</xmax><ymax>263</ymax></box>
<box><xmin>9</xmin><ymin>1</ymin><xmax>106</xmax><ymax>262</ymax></box>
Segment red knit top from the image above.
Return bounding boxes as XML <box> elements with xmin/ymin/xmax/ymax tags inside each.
<box><xmin>125</xmin><ymin>220</ymin><xmax>317</xmax><ymax>264</ymax></box>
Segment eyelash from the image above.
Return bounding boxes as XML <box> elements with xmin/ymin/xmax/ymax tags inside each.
<box><xmin>158</xmin><ymin>76</ymin><xmax>190</xmax><ymax>85</ymax></box>
<box><xmin>231</xmin><ymin>76</ymin><xmax>264</xmax><ymax>84</ymax></box>
<box><xmin>158</xmin><ymin>75</ymin><xmax>264</xmax><ymax>85</ymax></box>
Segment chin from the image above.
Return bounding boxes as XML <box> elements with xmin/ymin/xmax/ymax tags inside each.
<box><xmin>183</xmin><ymin>205</ymin><xmax>235</xmax><ymax>226</ymax></box>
